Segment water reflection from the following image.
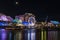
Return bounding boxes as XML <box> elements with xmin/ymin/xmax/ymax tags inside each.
<box><xmin>14</xmin><ymin>30</ymin><xmax>22</xmax><ymax>40</ymax></box>
<box><xmin>0</xmin><ymin>28</ymin><xmax>59</xmax><ymax>40</ymax></box>
<box><xmin>24</xmin><ymin>29</ymin><xmax>36</xmax><ymax>40</ymax></box>
<box><xmin>48</xmin><ymin>31</ymin><xmax>58</xmax><ymax>40</ymax></box>
<box><xmin>0</xmin><ymin>29</ymin><xmax>8</xmax><ymax>40</ymax></box>
<box><xmin>8</xmin><ymin>31</ymin><xmax>12</xmax><ymax>40</ymax></box>
<box><xmin>0</xmin><ymin>29</ymin><xmax>14</xmax><ymax>40</ymax></box>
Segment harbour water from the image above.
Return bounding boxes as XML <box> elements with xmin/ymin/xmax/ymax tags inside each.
<box><xmin>0</xmin><ymin>27</ymin><xmax>60</xmax><ymax>40</ymax></box>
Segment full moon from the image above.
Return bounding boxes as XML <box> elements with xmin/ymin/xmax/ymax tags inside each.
<box><xmin>16</xmin><ymin>2</ymin><xmax>18</xmax><ymax>4</ymax></box>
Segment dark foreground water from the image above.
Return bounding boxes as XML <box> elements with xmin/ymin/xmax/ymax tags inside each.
<box><xmin>0</xmin><ymin>29</ymin><xmax>14</xmax><ymax>40</ymax></box>
<box><xmin>0</xmin><ymin>28</ymin><xmax>36</xmax><ymax>40</ymax></box>
<box><xmin>0</xmin><ymin>28</ymin><xmax>60</xmax><ymax>40</ymax></box>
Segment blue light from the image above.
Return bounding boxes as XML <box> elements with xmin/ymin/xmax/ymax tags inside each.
<box><xmin>50</xmin><ymin>20</ymin><xmax>60</xmax><ymax>24</ymax></box>
<box><xmin>22</xmin><ymin>22</ymin><xmax>29</xmax><ymax>26</ymax></box>
<box><xmin>0</xmin><ymin>22</ymin><xmax>4</xmax><ymax>26</ymax></box>
<box><xmin>0</xmin><ymin>22</ymin><xmax>8</xmax><ymax>26</ymax></box>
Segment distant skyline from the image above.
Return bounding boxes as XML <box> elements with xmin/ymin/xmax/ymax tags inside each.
<box><xmin>0</xmin><ymin>0</ymin><xmax>60</xmax><ymax>21</ymax></box>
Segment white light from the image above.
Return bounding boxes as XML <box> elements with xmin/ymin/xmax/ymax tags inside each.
<box><xmin>16</xmin><ymin>2</ymin><xmax>18</xmax><ymax>4</ymax></box>
<box><xmin>29</xmin><ymin>23</ymin><xmax>35</xmax><ymax>26</ymax></box>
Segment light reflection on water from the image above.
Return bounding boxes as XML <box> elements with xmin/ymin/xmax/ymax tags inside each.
<box><xmin>0</xmin><ymin>29</ymin><xmax>8</xmax><ymax>40</ymax></box>
<box><xmin>0</xmin><ymin>28</ymin><xmax>59</xmax><ymax>40</ymax></box>
<box><xmin>13</xmin><ymin>29</ymin><xmax>36</xmax><ymax>40</ymax></box>
<box><xmin>48</xmin><ymin>31</ymin><xmax>58</xmax><ymax>40</ymax></box>
<box><xmin>14</xmin><ymin>30</ymin><xmax>22</xmax><ymax>40</ymax></box>
<box><xmin>0</xmin><ymin>29</ymin><xmax>13</xmax><ymax>40</ymax></box>
<box><xmin>24</xmin><ymin>29</ymin><xmax>36</xmax><ymax>40</ymax></box>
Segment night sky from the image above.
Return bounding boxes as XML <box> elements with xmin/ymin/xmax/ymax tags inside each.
<box><xmin>0</xmin><ymin>0</ymin><xmax>60</xmax><ymax>21</ymax></box>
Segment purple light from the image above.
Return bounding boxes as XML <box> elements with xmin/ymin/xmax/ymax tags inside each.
<box><xmin>0</xmin><ymin>29</ymin><xmax>7</xmax><ymax>40</ymax></box>
<box><xmin>2</xmin><ymin>32</ymin><xmax>7</xmax><ymax>40</ymax></box>
<box><xmin>7</xmin><ymin>16</ymin><xmax>13</xmax><ymax>21</ymax></box>
<box><xmin>31</xmin><ymin>32</ymin><xmax>35</xmax><ymax>40</ymax></box>
<box><xmin>48</xmin><ymin>31</ymin><xmax>58</xmax><ymax>40</ymax></box>
<box><xmin>0</xmin><ymin>29</ymin><xmax>5</xmax><ymax>31</ymax></box>
<box><xmin>0</xmin><ymin>15</ymin><xmax>8</xmax><ymax>21</ymax></box>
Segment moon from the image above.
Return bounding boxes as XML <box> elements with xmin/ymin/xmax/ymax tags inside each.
<box><xmin>16</xmin><ymin>2</ymin><xmax>18</xmax><ymax>4</ymax></box>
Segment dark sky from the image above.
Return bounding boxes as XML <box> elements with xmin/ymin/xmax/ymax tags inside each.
<box><xmin>0</xmin><ymin>0</ymin><xmax>60</xmax><ymax>21</ymax></box>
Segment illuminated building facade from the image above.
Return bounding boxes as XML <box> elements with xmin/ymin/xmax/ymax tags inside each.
<box><xmin>0</xmin><ymin>13</ymin><xmax>60</xmax><ymax>40</ymax></box>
